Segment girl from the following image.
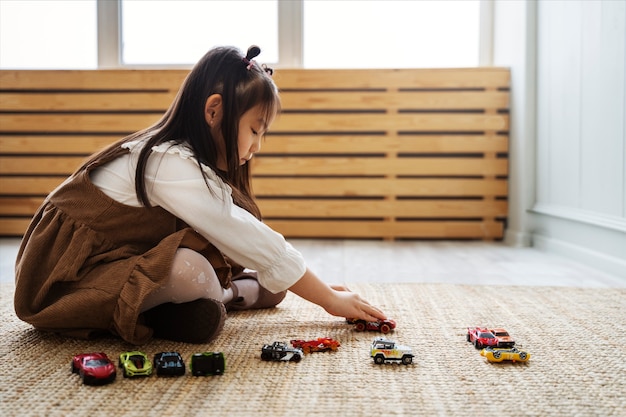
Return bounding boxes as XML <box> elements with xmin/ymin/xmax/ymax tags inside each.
<box><xmin>14</xmin><ymin>46</ymin><xmax>386</xmax><ymax>345</ymax></box>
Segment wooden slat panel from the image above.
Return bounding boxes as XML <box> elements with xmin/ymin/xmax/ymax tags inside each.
<box><xmin>0</xmin><ymin>92</ymin><xmax>175</xmax><ymax>111</ymax></box>
<box><xmin>253</xmin><ymin>178</ymin><xmax>508</xmax><ymax>197</ymax></box>
<box><xmin>0</xmin><ymin>136</ymin><xmax>120</xmax><ymax>154</ymax></box>
<box><xmin>0</xmin><ymin>113</ymin><xmax>509</xmax><ymax>133</ymax></box>
<box><xmin>258</xmin><ymin>200</ymin><xmax>508</xmax><ymax>218</ymax></box>
<box><xmin>0</xmin><ymin>68</ymin><xmax>510</xmax><ymax>239</ymax></box>
<box><xmin>262</xmin><ymin>135</ymin><xmax>508</xmax><ymax>154</ymax></box>
<box><xmin>264</xmin><ymin>220</ymin><xmax>504</xmax><ymax>239</ymax></box>
<box><xmin>280</xmin><ymin>91</ymin><xmax>509</xmax><ymax>110</ymax></box>
<box><xmin>253</xmin><ymin>157</ymin><xmax>508</xmax><ymax>176</ymax></box>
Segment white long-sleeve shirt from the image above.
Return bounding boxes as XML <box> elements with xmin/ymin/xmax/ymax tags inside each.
<box><xmin>90</xmin><ymin>140</ymin><xmax>306</xmax><ymax>293</ymax></box>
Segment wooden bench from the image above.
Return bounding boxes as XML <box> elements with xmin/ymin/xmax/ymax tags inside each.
<box><xmin>0</xmin><ymin>68</ymin><xmax>509</xmax><ymax>239</ymax></box>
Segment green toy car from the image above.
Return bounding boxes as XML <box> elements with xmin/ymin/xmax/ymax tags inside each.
<box><xmin>119</xmin><ymin>351</ymin><xmax>153</xmax><ymax>378</ymax></box>
<box><xmin>190</xmin><ymin>352</ymin><xmax>225</xmax><ymax>376</ymax></box>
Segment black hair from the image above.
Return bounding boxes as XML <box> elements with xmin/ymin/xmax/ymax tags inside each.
<box><xmin>83</xmin><ymin>46</ymin><xmax>280</xmax><ymax>219</ymax></box>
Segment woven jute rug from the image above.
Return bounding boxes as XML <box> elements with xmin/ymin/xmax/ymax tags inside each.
<box><xmin>1</xmin><ymin>282</ymin><xmax>625</xmax><ymax>417</ymax></box>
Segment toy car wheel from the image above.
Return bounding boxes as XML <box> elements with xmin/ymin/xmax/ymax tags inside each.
<box><xmin>374</xmin><ymin>355</ymin><xmax>384</xmax><ymax>365</ymax></box>
<box><xmin>519</xmin><ymin>352</ymin><xmax>527</xmax><ymax>360</ymax></box>
<box><xmin>380</xmin><ymin>324</ymin><xmax>391</xmax><ymax>334</ymax></box>
<box><xmin>474</xmin><ymin>341</ymin><xmax>482</xmax><ymax>349</ymax></box>
<box><xmin>466</xmin><ymin>333</ymin><xmax>471</xmax><ymax>342</ymax></box>
<box><xmin>71</xmin><ymin>363</ymin><xmax>78</xmax><ymax>374</ymax></box>
<box><xmin>261</xmin><ymin>352</ymin><xmax>271</xmax><ymax>361</ymax></box>
<box><xmin>355</xmin><ymin>321</ymin><xmax>366</xmax><ymax>331</ymax></box>
<box><xmin>493</xmin><ymin>351</ymin><xmax>501</xmax><ymax>359</ymax></box>
<box><xmin>402</xmin><ymin>355</ymin><xmax>413</xmax><ymax>365</ymax></box>
<box><xmin>291</xmin><ymin>354</ymin><xmax>302</xmax><ymax>362</ymax></box>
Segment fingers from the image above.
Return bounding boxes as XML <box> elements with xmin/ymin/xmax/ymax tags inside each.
<box><xmin>330</xmin><ymin>284</ymin><xmax>351</xmax><ymax>292</ymax></box>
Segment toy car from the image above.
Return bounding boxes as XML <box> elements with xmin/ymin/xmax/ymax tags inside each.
<box><xmin>370</xmin><ymin>337</ymin><xmax>414</xmax><ymax>365</ymax></box>
<box><xmin>261</xmin><ymin>341</ymin><xmax>303</xmax><ymax>362</ymax></box>
<box><xmin>349</xmin><ymin>318</ymin><xmax>396</xmax><ymax>334</ymax></box>
<box><xmin>119</xmin><ymin>351</ymin><xmax>153</xmax><ymax>378</ymax></box>
<box><xmin>480</xmin><ymin>346</ymin><xmax>530</xmax><ymax>363</ymax></box>
<box><xmin>190</xmin><ymin>352</ymin><xmax>225</xmax><ymax>376</ymax></box>
<box><xmin>153</xmin><ymin>351</ymin><xmax>185</xmax><ymax>376</ymax></box>
<box><xmin>467</xmin><ymin>327</ymin><xmax>498</xmax><ymax>349</ymax></box>
<box><xmin>71</xmin><ymin>352</ymin><xmax>116</xmax><ymax>385</ymax></box>
<box><xmin>489</xmin><ymin>328</ymin><xmax>516</xmax><ymax>348</ymax></box>
<box><xmin>290</xmin><ymin>337</ymin><xmax>340</xmax><ymax>353</ymax></box>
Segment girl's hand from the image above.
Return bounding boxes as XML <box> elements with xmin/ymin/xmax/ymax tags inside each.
<box><xmin>289</xmin><ymin>268</ymin><xmax>387</xmax><ymax>323</ymax></box>
<box><xmin>322</xmin><ymin>287</ymin><xmax>386</xmax><ymax>323</ymax></box>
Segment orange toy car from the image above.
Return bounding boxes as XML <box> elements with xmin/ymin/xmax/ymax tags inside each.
<box><xmin>290</xmin><ymin>337</ymin><xmax>340</xmax><ymax>354</ymax></box>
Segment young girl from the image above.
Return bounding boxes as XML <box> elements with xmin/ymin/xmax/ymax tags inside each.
<box><xmin>14</xmin><ymin>45</ymin><xmax>386</xmax><ymax>345</ymax></box>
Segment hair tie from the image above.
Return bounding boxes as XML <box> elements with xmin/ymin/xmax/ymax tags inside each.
<box><xmin>242</xmin><ymin>45</ymin><xmax>273</xmax><ymax>76</ymax></box>
<box><xmin>243</xmin><ymin>45</ymin><xmax>261</xmax><ymax>70</ymax></box>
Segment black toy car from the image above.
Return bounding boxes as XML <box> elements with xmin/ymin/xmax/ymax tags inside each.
<box><xmin>153</xmin><ymin>351</ymin><xmax>185</xmax><ymax>376</ymax></box>
<box><xmin>261</xmin><ymin>341</ymin><xmax>303</xmax><ymax>362</ymax></box>
<box><xmin>190</xmin><ymin>352</ymin><xmax>225</xmax><ymax>376</ymax></box>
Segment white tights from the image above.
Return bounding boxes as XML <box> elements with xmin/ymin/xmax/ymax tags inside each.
<box><xmin>140</xmin><ymin>248</ymin><xmax>233</xmax><ymax>312</ymax></box>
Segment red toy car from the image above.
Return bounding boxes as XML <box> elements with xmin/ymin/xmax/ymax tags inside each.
<box><xmin>290</xmin><ymin>337</ymin><xmax>340</xmax><ymax>353</ymax></box>
<box><xmin>348</xmin><ymin>318</ymin><xmax>396</xmax><ymax>334</ymax></box>
<box><xmin>467</xmin><ymin>327</ymin><xmax>498</xmax><ymax>349</ymax></box>
<box><xmin>489</xmin><ymin>328</ymin><xmax>516</xmax><ymax>348</ymax></box>
<box><xmin>71</xmin><ymin>352</ymin><xmax>116</xmax><ymax>385</ymax></box>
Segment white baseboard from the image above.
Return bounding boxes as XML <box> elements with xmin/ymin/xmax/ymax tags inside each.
<box><xmin>532</xmin><ymin>235</ymin><xmax>626</xmax><ymax>280</ymax></box>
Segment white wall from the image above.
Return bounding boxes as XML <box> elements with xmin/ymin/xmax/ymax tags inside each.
<box><xmin>494</xmin><ymin>0</ymin><xmax>626</xmax><ymax>279</ymax></box>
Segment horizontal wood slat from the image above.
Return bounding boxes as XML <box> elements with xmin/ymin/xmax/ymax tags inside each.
<box><xmin>0</xmin><ymin>113</ymin><xmax>508</xmax><ymax>133</ymax></box>
<box><xmin>0</xmin><ymin>177</ymin><xmax>507</xmax><ymax>198</ymax></box>
<box><xmin>264</xmin><ymin>220</ymin><xmax>504</xmax><ymax>239</ymax></box>
<box><xmin>252</xmin><ymin>157</ymin><xmax>508</xmax><ymax>176</ymax></box>
<box><xmin>0</xmin><ymin>68</ymin><xmax>510</xmax><ymax>239</ymax></box>
<box><xmin>258</xmin><ymin>200</ymin><xmax>508</xmax><ymax>218</ymax></box>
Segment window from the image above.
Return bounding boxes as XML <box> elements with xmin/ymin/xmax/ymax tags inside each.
<box><xmin>303</xmin><ymin>0</ymin><xmax>480</xmax><ymax>68</ymax></box>
<box><xmin>0</xmin><ymin>0</ymin><xmax>97</xmax><ymax>69</ymax></box>
<box><xmin>0</xmin><ymin>0</ymin><xmax>483</xmax><ymax>69</ymax></box>
<box><xmin>121</xmin><ymin>0</ymin><xmax>278</xmax><ymax>65</ymax></box>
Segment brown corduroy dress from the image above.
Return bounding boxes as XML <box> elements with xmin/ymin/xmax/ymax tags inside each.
<box><xmin>14</xmin><ymin>147</ymin><xmax>236</xmax><ymax>345</ymax></box>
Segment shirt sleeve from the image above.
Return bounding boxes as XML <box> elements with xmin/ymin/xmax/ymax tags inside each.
<box><xmin>141</xmin><ymin>144</ymin><xmax>306</xmax><ymax>294</ymax></box>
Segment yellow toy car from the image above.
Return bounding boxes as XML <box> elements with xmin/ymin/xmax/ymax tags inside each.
<box><xmin>480</xmin><ymin>346</ymin><xmax>530</xmax><ymax>363</ymax></box>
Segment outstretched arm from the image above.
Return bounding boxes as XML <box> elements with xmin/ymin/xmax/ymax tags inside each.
<box><xmin>288</xmin><ymin>267</ymin><xmax>387</xmax><ymax>322</ymax></box>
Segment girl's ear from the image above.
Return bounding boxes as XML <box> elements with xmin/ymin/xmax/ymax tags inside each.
<box><xmin>205</xmin><ymin>94</ymin><xmax>223</xmax><ymax>126</ymax></box>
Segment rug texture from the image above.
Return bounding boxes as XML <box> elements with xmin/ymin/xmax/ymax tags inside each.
<box><xmin>1</xmin><ymin>282</ymin><xmax>625</xmax><ymax>417</ymax></box>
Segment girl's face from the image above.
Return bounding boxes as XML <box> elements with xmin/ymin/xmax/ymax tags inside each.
<box><xmin>236</xmin><ymin>104</ymin><xmax>273</xmax><ymax>166</ymax></box>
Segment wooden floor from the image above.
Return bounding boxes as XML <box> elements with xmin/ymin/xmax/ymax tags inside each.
<box><xmin>1</xmin><ymin>238</ymin><xmax>624</xmax><ymax>287</ymax></box>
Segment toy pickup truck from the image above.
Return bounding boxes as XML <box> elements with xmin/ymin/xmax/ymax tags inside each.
<box><xmin>370</xmin><ymin>337</ymin><xmax>414</xmax><ymax>365</ymax></box>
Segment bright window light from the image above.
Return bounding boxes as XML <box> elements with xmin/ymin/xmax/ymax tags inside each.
<box><xmin>0</xmin><ymin>0</ymin><xmax>97</xmax><ymax>69</ymax></box>
<box><xmin>303</xmin><ymin>0</ymin><xmax>480</xmax><ymax>68</ymax></box>
<box><xmin>121</xmin><ymin>0</ymin><xmax>278</xmax><ymax>65</ymax></box>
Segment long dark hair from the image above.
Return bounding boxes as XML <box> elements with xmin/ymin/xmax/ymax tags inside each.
<box><xmin>83</xmin><ymin>46</ymin><xmax>279</xmax><ymax>219</ymax></box>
